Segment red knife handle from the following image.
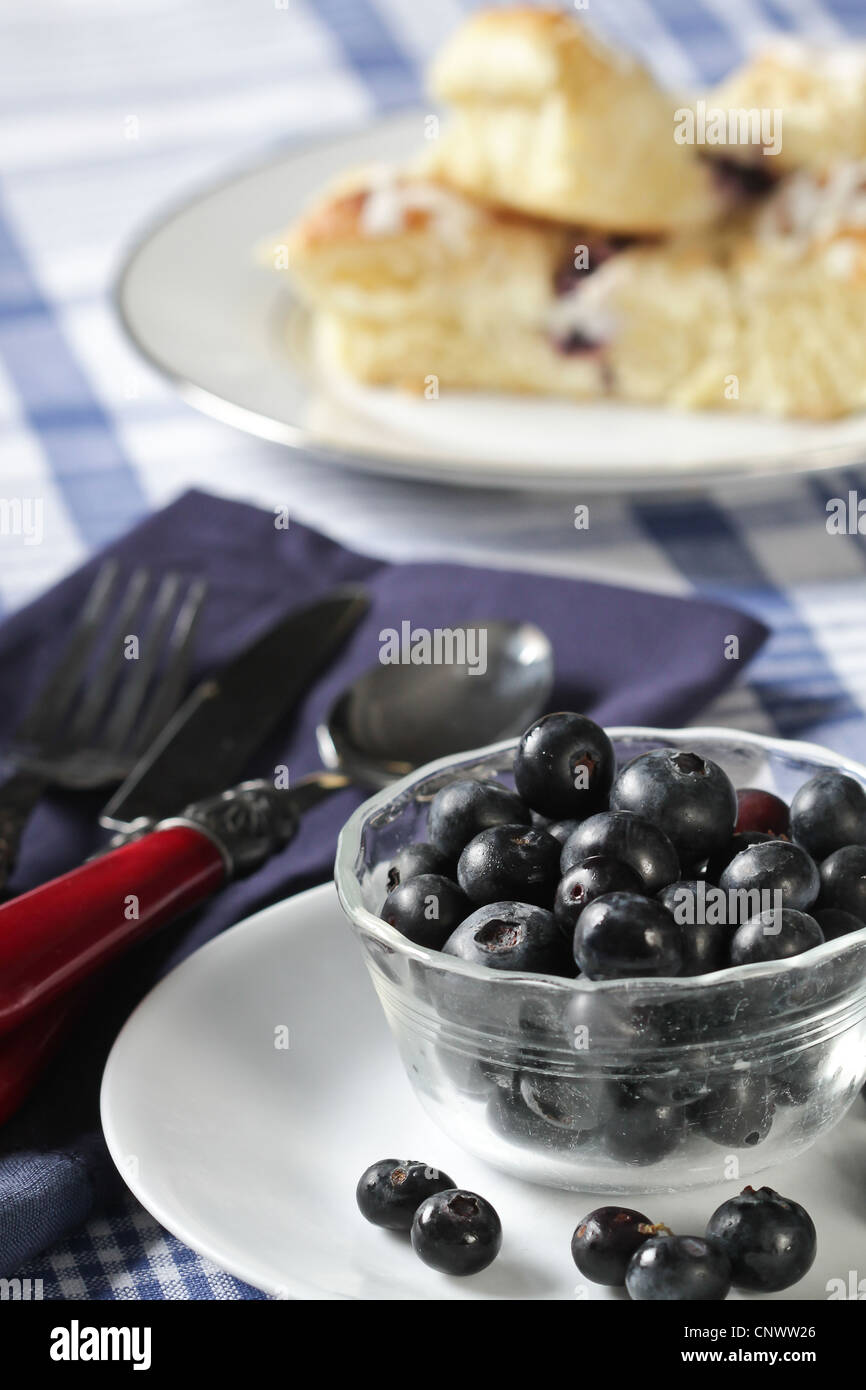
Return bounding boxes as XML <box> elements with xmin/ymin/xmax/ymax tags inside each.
<box><xmin>0</xmin><ymin>825</ymin><xmax>225</xmax><ymax>1037</ymax></box>
<box><xmin>0</xmin><ymin>987</ymin><xmax>93</xmax><ymax>1126</ymax></box>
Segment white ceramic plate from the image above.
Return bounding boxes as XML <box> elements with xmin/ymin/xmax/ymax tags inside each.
<box><xmin>116</xmin><ymin>111</ymin><xmax>866</xmax><ymax>494</ymax></box>
<box><xmin>101</xmin><ymin>882</ymin><xmax>866</xmax><ymax>1300</ymax></box>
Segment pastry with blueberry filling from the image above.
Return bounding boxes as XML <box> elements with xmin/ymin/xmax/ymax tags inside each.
<box><xmin>422</xmin><ymin>6</ymin><xmax>723</xmax><ymax>235</ymax></box>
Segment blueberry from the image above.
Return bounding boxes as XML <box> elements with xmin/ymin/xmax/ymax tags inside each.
<box><xmin>436</xmin><ymin>1046</ymin><xmax>508</xmax><ymax>1098</ymax></box>
<box><xmin>384</xmin><ymin>842</ymin><xmax>451</xmax><ymax>893</ymax></box>
<box><xmin>709</xmin><ymin>155</ymin><xmax>778</xmax><ymax>201</ymax></box>
<box><xmin>680</xmin><ymin>923</ymin><xmax>733</xmax><ymax>976</ymax></box>
<box><xmin>814</xmin><ymin>905</ymin><xmax>866</xmax><ymax>941</ymax></box>
<box><xmin>457</xmin><ymin>824</ymin><xmax>561</xmax><ymax>907</ymax></box>
<box><xmin>410</xmin><ymin>1189</ymin><xmax>502</xmax><ymax>1275</ymax></box>
<box><xmin>705</xmin><ymin>1186</ymin><xmax>816</xmax><ymax>1292</ymax></box>
<box><xmin>730</xmin><ymin>907</ymin><xmax>823</xmax><ymax>966</ymax></box>
<box><xmin>735</xmin><ymin>787</ymin><xmax>790</xmax><ymax>837</ymax></box>
<box><xmin>657</xmin><ymin>880</ymin><xmax>732</xmax><ymax>975</ymax></box>
<box><xmin>554</xmin><ymin>330</ymin><xmax>603</xmax><ymax>356</ymax></box>
<box><xmin>656</xmin><ymin>879</ymin><xmax>702</xmax><ymax>917</ymax></box>
<box><xmin>773</xmin><ymin>1049</ymin><xmax>830</xmax><ymax>1108</ymax></box>
<box><xmin>696</xmin><ymin>1072</ymin><xmax>775</xmax><ymax>1147</ymax></box>
<box><xmin>790</xmin><ymin>770</ymin><xmax>866</xmax><ymax>862</ymax></box>
<box><xmin>571</xmin><ymin>1206</ymin><xmax>655</xmax><ymax>1286</ymax></box>
<box><xmin>818</xmin><ymin>844</ymin><xmax>866</xmax><ymax>921</ymax></box>
<box><xmin>602</xmin><ymin>1087</ymin><xmax>688</xmax><ymax>1165</ymax></box>
<box><xmin>554</xmin><ymin>855</ymin><xmax>643</xmax><ymax>934</ymax></box>
<box><xmin>564</xmin><ymin>987</ymin><xmax>664</xmax><ymax>1054</ymax></box>
<box><xmin>443</xmin><ymin>901</ymin><xmax>572</xmax><ymax>975</ymax></box>
<box><xmin>513</xmin><ymin>712</ymin><xmax>615</xmax><ymax>820</ymax></box>
<box><xmin>381</xmin><ymin>873</ymin><xmax>470</xmax><ymax>949</ymax></box>
<box><xmin>518</xmin><ymin>1072</ymin><xmax>616</xmax><ymax>1134</ymax></box>
<box><xmin>719</xmin><ymin>839</ymin><xmax>819</xmax><ymax>915</ymax></box>
<box><xmin>545</xmin><ymin>818</ymin><xmax>583</xmax><ymax>846</ymax></box>
<box><xmin>705</xmin><ymin>830</ymin><xmax>772</xmax><ymax>885</ymax></box>
<box><xmin>628</xmin><ymin>1065</ymin><xmax>712</xmax><ymax>1109</ymax></box>
<box><xmin>487</xmin><ymin>1084</ymin><xmax>593</xmax><ymax>1151</ymax></box>
<box><xmin>574</xmin><ymin>891</ymin><xmax>683</xmax><ymax>980</ymax></box>
<box><xmin>428</xmin><ymin>778</ymin><xmax>530</xmax><ymax>860</ymax></box>
<box><xmin>561</xmin><ymin>811</ymin><xmax>680</xmax><ymax>895</ymax></box>
<box><xmin>611</xmin><ymin>749</ymin><xmax>737</xmax><ymax>862</ymax></box>
<box><xmin>625</xmin><ymin>1235</ymin><xmax>732</xmax><ymax>1301</ymax></box>
<box><xmin>356</xmin><ymin>1159</ymin><xmax>456</xmax><ymax>1231</ymax></box>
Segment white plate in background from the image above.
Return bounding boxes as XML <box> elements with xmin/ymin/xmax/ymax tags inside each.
<box><xmin>116</xmin><ymin>112</ymin><xmax>866</xmax><ymax>494</ymax></box>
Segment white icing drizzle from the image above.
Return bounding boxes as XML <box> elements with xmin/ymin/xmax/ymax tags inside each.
<box><xmin>358</xmin><ymin>166</ymin><xmax>475</xmax><ymax>247</ymax></box>
<box><xmin>758</xmin><ymin>38</ymin><xmax>866</xmax><ymax>88</ymax></box>
<box><xmin>547</xmin><ymin>261</ymin><xmax>623</xmax><ymax>343</ymax></box>
<box><xmin>758</xmin><ymin>161</ymin><xmax>866</xmax><ymax>249</ymax></box>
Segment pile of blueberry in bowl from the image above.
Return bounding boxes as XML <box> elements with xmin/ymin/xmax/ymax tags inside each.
<box><xmin>335</xmin><ymin>715</ymin><xmax>866</xmax><ymax>1193</ymax></box>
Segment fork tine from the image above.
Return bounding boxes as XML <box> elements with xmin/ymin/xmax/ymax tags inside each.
<box><xmin>103</xmin><ymin>572</ymin><xmax>183</xmax><ymax>752</ymax></box>
<box><xmin>14</xmin><ymin>560</ymin><xmax>120</xmax><ymax>746</ymax></box>
<box><xmin>67</xmin><ymin>568</ymin><xmax>151</xmax><ymax>747</ymax></box>
<box><xmin>129</xmin><ymin>576</ymin><xmax>208</xmax><ymax>757</ymax></box>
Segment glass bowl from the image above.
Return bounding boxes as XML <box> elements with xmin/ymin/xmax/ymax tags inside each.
<box><xmin>335</xmin><ymin>727</ymin><xmax>866</xmax><ymax>1193</ymax></box>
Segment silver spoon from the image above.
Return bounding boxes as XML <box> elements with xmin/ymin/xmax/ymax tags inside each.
<box><xmin>314</xmin><ymin>619</ymin><xmax>553</xmax><ymax>792</ymax></box>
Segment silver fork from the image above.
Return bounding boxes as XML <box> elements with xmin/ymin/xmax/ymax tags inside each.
<box><xmin>0</xmin><ymin>561</ymin><xmax>208</xmax><ymax>889</ymax></box>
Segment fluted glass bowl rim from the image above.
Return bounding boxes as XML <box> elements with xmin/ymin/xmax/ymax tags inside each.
<box><xmin>335</xmin><ymin>725</ymin><xmax>866</xmax><ymax>999</ymax></box>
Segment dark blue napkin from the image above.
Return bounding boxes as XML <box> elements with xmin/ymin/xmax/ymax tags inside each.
<box><xmin>0</xmin><ymin>489</ymin><xmax>767</xmax><ymax>1274</ymax></box>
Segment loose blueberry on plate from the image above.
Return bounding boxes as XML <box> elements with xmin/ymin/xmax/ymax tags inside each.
<box><xmin>719</xmin><ymin>838</ymin><xmax>820</xmax><ymax>914</ymax></box>
<box><xmin>427</xmin><ymin>778</ymin><xmax>531</xmax><ymax>861</ymax></box>
<box><xmin>443</xmin><ymin>901</ymin><xmax>572</xmax><ymax>974</ymax></box>
<box><xmin>705</xmin><ymin>1186</ymin><xmax>816</xmax><ymax>1292</ymax></box>
<box><xmin>696</xmin><ymin>1072</ymin><xmax>775</xmax><ymax>1148</ymax></box>
<box><xmin>602</xmin><ymin>1087</ymin><xmax>688</xmax><ymax>1165</ymax></box>
<box><xmin>625</xmin><ymin>1235</ymin><xmax>732</xmax><ymax>1301</ymax></box>
<box><xmin>818</xmin><ymin>844</ymin><xmax>866</xmax><ymax>921</ymax></box>
<box><xmin>410</xmin><ymin>1189</ymin><xmax>502</xmax><ymax>1275</ymax></box>
<box><xmin>704</xmin><ymin>830</ymin><xmax>772</xmax><ymax>884</ymax></box>
<box><xmin>554</xmin><ymin>855</ymin><xmax>643</xmax><ymax>933</ymax></box>
<box><xmin>729</xmin><ymin>907</ymin><xmax>823</xmax><ymax>966</ymax></box>
<box><xmin>457</xmin><ymin>824</ymin><xmax>561</xmax><ymax>907</ymax></box>
<box><xmin>356</xmin><ymin>1159</ymin><xmax>456</xmax><ymax>1231</ymax></box>
<box><xmin>735</xmin><ymin>787</ymin><xmax>790</xmax><ymax>837</ymax></box>
<box><xmin>574</xmin><ymin>891</ymin><xmax>683</xmax><ymax>979</ymax></box>
<box><xmin>381</xmin><ymin>874</ymin><xmax>470</xmax><ymax>949</ymax></box>
<box><xmin>513</xmin><ymin>712</ymin><xmax>615</xmax><ymax>820</ymax></box>
<box><xmin>610</xmin><ymin>748</ymin><xmax>737</xmax><ymax>862</ymax></box>
<box><xmin>384</xmin><ymin>841</ymin><xmax>452</xmax><ymax>893</ymax></box>
<box><xmin>790</xmin><ymin>769</ymin><xmax>866</xmax><ymax>862</ymax></box>
<box><xmin>656</xmin><ymin>880</ymin><xmax>732</xmax><ymax>975</ymax></box>
<box><xmin>561</xmin><ymin>811</ymin><xmax>680</xmax><ymax>895</ymax></box>
<box><xmin>813</xmin><ymin>905</ymin><xmax>866</xmax><ymax>941</ymax></box>
<box><xmin>571</xmin><ymin>1206</ymin><xmax>655</xmax><ymax>1286</ymax></box>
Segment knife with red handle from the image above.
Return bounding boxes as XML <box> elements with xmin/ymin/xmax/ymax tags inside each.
<box><xmin>0</xmin><ymin>986</ymin><xmax>94</xmax><ymax>1124</ymax></box>
<box><xmin>0</xmin><ymin>586</ymin><xmax>368</xmax><ymax>1121</ymax></box>
<box><xmin>0</xmin><ymin>823</ymin><xmax>225</xmax><ymax>1123</ymax></box>
<box><xmin>0</xmin><ymin>824</ymin><xmax>225</xmax><ymax>1037</ymax></box>
<box><xmin>0</xmin><ymin>826</ymin><xmax>223</xmax><ymax>1122</ymax></box>
<box><xmin>0</xmin><ymin>774</ymin><xmax>347</xmax><ymax>1119</ymax></box>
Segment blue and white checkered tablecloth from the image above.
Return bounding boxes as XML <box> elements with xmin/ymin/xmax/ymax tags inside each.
<box><xmin>4</xmin><ymin>0</ymin><xmax>866</xmax><ymax>1298</ymax></box>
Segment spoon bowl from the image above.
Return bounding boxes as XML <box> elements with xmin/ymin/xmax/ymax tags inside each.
<box><xmin>317</xmin><ymin>619</ymin><xmax>554</xmax><ymax>788</ymax></box>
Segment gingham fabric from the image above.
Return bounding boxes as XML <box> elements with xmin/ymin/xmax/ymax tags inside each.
<box><xmin>3</xmin><ymin>0</ymin><xmax>866</xmax><ymax>1299</ymax></box>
